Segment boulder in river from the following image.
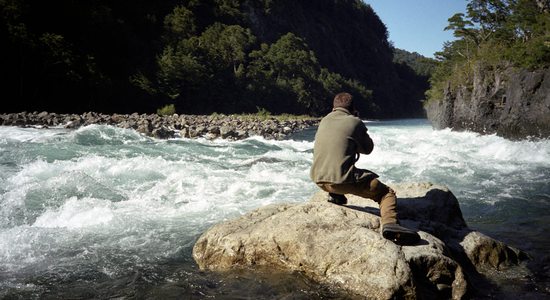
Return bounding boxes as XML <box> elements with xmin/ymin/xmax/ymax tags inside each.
<box><xmin>193</xmin><ymin>183</ymin><xmax>528</xmax><ymax>299</ymax></box>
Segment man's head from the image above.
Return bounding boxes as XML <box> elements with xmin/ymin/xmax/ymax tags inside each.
<box><xmin>333</xmin><ymin>92</ymin><xmax>358</xmax><ymax>116</ymax></box>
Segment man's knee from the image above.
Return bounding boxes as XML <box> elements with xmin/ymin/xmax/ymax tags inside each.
<box><xmin>317</xmin><ymin>183</ymin><xmax>334</xmax><ymax>193</ymax></box>
<box><xmin>369</xmin><ymin>179</ymin><xmax>394</xmax><ymax>202</ymax></box>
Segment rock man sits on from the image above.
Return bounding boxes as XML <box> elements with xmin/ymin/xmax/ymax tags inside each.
<box><xmin>310</xmin><ymin>92</ymin><xmax>420</xmax><ymax>245</ymax></box>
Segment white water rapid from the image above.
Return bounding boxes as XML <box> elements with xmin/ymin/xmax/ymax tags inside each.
<box><xmin>1</xmin><ymin>120</ymin><xmax>548</xmax><ymax>298</ymax></box>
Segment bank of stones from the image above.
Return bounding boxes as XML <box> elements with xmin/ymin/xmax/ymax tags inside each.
<box><xmin>0</xmin><ymin>112</ymin><xmax>320</xmax><ymax>140</ymax></box>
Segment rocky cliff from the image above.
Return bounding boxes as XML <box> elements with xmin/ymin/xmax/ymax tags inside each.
<box><xmin>193</xmin><ymin>183</ymin><xmax>528</xmax><ymax>299</ymax></box>
<box><xmin>425</xmin><ymin>66</ymin><xmax>550</xmax><ymax>139</ymax></box>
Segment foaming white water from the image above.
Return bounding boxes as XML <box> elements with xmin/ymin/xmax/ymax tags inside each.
<box><xmin>32</xmin><ymin>197</ymin><xmax>115</xmax><ymax>228</ymax></box>
<box><xmin>0</xmin><ymin>126</ymin><xmax>68</xmax><ymax>143</ymax></box>
<box><xmin>360</xmin><ymin>121</ymin><xmax>550</xmax><ymax>207</ymax></box>
<box><xmin>0</xmin><ymin>125</ymin><xmax>317</xmax><ymax>278</ymax></box>
<box><xmin>0</xmin><ymin>121</ymin><xmax>549</xmax><ymax>293</ymax></box>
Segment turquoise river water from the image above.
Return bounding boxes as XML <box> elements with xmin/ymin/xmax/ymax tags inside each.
<box><xmin>0</xmin><ymin>119</ymin><xmax>549</xmax><ymax>299</ymax></box>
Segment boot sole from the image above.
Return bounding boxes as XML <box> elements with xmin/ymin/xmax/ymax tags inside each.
<box><xmin>327</xmin><ymin>198</ymin><xmax>347</xmax><ymax>205</ymax></box>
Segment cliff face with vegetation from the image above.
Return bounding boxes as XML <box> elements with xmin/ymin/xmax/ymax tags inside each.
<box><xmin>0</xmin><ymin>0</ymin><xmax>431</xmax><ymax>117</ymax></box>
<box><xmin>426</xmin><ymin>65</ymin><xmax>550</xmax><ymax>138</ymax></box>
<box><xmin>425</xmin><ymin>0</ymin><xmax>550</xmax><ymax>139</ymax></box>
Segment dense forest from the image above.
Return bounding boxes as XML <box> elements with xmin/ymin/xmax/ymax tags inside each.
<box><xmin>0</xmin><ymin>0</ymin><xmax>433</xmax><ymax>117</ymax></box>
<box><xmin>426</xmin><ymin>0</ymin><xmax>550</xmax><ymax>102</ymax></box>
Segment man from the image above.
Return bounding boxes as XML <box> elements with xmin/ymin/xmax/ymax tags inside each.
<box><xmin>310</xmin><ymin>92</ymin><xmax>420</xmax><ymax>245</ymax></box>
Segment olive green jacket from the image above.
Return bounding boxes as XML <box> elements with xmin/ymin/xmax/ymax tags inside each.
<box><xmin>310</xmin><ymin>108</ymin><xmax>377</xmax><ymax>184</ymax></box>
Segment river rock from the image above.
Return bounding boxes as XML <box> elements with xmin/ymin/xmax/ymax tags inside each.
<box><xmin>193</xmin><ymin>183</ymin><xmax>527</xmax><ymax>299</ymax></box>
<box><xmin>219</xmin><ymin>125</ymin><xmax>233</xmax><ymax>138</ymax></box>
<box><xmin>151</xmin><ymin>127</ymin><xmax>174</xmax><ymax>139</ymax></box>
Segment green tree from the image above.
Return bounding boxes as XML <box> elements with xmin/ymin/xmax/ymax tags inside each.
<box><xmin>155</xmin><ymin>43</ymin><xmax>206</xmax><ymax>100</ymax></box>
<box><xmin>446</xmin><ymin>13</ymin><xmax>480</xmax><ymax>45</ymax></box>
<box><xmin>467</xmin><ymin>0</ymin><xmax>510</xmax><ymax>29</ymax></box>
<box><xmin>247</xmin><ymin>33</ymin><xmax>373</xmax><ymax>116</ymax></box>
<box><xmin>247</xmin><ymin>33</ymin><xmax>329</xmax><ymax>114</ymax></box>
<box><xmin>139</xmin><ymin>20</ymin><xmax>256</xmax><ymax>112</ymax></box>
<box><xmin>163</xmin><ymin>5</ymin><xmax>196</xmax><ymax>40</ymax></box>
<box><xmin>199</xmin><ymin>23</ymin><xmax>255</xmax><ymax>75</ymax></box>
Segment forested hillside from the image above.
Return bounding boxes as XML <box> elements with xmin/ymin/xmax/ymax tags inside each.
<box><xmin>1</xmin><ymin>0</ymin><xmax>431</xmax><ymax>117</ymax></box>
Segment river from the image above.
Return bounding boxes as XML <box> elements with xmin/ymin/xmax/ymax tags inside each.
<box><xmin>0</xmin><ymin>119</ymin><xmax>548</xmax><ymax>298</ymax></box>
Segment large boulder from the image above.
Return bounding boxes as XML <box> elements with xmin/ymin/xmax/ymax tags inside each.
<box><xmin>193</xmin><ymin>183</ymin><xmax>528</xmax><ymax>299</ymax></box>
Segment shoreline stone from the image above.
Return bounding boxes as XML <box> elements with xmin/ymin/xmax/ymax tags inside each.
<box><xmin>0</xmin><ymin>111</ymin><xmax>320</xmax><ymax>140</ymax></box>
<box><xmin>193</xmin><ymin>183</ymin><xmax>528</xmax><ymax>299</ymax></box>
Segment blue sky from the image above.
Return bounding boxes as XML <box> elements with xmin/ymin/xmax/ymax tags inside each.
<box><xmin>364</xmin><ymin>0</ymin><xmax>468</xmax><ymax>58</ymax></box>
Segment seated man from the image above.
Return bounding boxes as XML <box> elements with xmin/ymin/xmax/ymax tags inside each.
<box><xmin>310</xmin><ymin>92</ymin><xmax>419</xmax><ymax>245</ymax></box>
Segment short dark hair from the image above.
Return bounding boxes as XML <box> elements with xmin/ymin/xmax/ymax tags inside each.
<box><xmin>333</xmin><ymin>92</ymin><xmax>353</xmax><ymax>109</ymax></box>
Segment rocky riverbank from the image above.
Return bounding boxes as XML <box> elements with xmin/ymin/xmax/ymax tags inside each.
<box><xmin>0</xmin><ymin>112</ymin><xmax>320</xmax><ymax>140</ymax></box>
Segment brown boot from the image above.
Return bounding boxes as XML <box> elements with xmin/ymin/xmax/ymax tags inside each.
<box><xmin>382</xmin><ymin>223</ymin><xmax>420</xmax><ymax>245</ymax></box>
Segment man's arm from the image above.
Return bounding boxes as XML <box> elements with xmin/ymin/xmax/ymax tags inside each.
<box><xmin>354</xmin><ymin>122</ymin><xmax>374</xmax><ymax>154</ymax></box>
